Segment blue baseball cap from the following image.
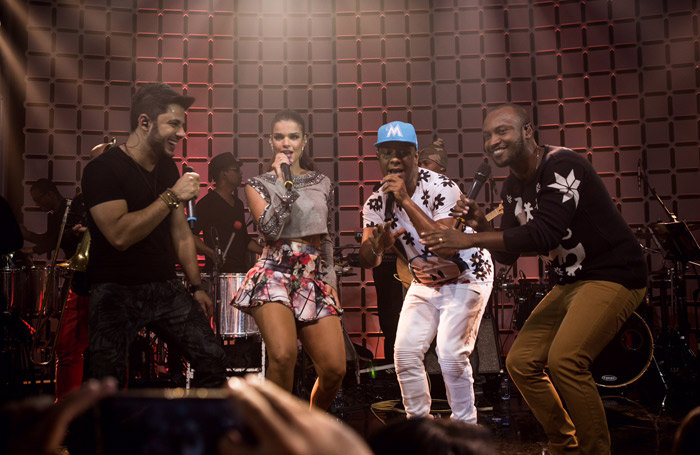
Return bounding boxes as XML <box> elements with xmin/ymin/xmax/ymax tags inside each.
<box><xmin>375</xmin><ymin>121</ymin><xmax>418</xmax><ymax>149</ymax></box>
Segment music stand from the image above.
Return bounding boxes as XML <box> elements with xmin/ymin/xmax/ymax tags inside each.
<box><xmin>650</xmin><ymin>221</ymin><xmax>700</xmax><ymax>263</ymax></box>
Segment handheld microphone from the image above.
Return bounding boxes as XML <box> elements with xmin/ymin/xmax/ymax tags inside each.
<box><xmin>637</xmin><ymin>159</ymin><xmax>642</xmax><ymax>191</ymax></box>
<box><xmin>455</xmin><ymin>162</ymin><xmax>492</xmax><ymax>230</ymax></box>
<box><xmin>384</xmin><ymin>193</ymin><xmax>395</xmax><ymax>223</ymax></box>
<box><xmin>281</xmin><ymin>162</ymin><xmax>293</xmax><ymax>191</ymax></box>
<box><xmin>183</xmin><ymin>166</ymin><xmax>197</xmax><ymax>230</ymax></box>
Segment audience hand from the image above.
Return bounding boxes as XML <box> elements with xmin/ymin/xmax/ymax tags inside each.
<box><xmin>2</xmin><ymin>377</ymin><xmax>117</xmax><ymax>455</ymax></box>
<box><xmin>219</xmin><ymin>375</ymin><xmax>373</xmax><ymax>455</ymax></box>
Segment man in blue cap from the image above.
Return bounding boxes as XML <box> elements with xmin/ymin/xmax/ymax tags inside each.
<box><xmin>359</xmin><ymin>121</ymin><xmax>493</xmax><ymax>423</ymax></box>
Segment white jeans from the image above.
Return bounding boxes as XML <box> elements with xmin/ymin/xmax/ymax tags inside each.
<box><xmin>393</xmin><ymin>281</ymin><xmax>492</xmax><ymax>422</ymax></box>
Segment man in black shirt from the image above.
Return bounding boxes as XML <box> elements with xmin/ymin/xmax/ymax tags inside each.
<box><xmin>81</xmin><ymin>83</ymin><xmax>227</xmax><ymax>387</ymax></box>
<box><xmin>20</xmin><ymin>178</ymin><xmax>91</xmax><ymax>399</ymax></box>
<box><xmin>21</xmin><ymin>179</ymin><xmax>82</xmax><ymax>258</ymax></box>
<box><xmin>421</xmin><ymin>104</ymin><xmax>647</xmax><ymax>455</ymax></box>
<box><xmin>193</xmin><ymin>152</ymin><xmax>262</xmax><ymax>274</ymax></box>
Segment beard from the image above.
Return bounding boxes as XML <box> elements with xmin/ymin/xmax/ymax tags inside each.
<box><xmin>147</xmin><ymin>127</ymin><xmax>170</xmax><ymax>158</ymax></box>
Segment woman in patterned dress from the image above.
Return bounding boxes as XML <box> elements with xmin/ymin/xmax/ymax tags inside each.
<box><xmin>233</xmin><ymin>109</ymin><xmax>345</xmax><ymax>410</ymax></box>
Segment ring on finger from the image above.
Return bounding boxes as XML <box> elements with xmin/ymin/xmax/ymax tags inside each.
<box><xmin>438</xmin><ymin>237</ymin><xmax>444</xmax><ymax>243</ymax></box>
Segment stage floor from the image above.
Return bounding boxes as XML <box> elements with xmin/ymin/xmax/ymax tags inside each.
<box><xmin>330</xmin><ymin>369</ymin><xmax>693</xmax><ymax>455</ymax></box>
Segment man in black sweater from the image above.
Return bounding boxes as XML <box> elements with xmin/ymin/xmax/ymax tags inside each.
<box><xmin>420</xmin><ymin>104</ymin><xmax>647</xmax><ymax>455</ymax></box>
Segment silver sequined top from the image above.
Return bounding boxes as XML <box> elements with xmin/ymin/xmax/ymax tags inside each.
<box><xmin>246</xmin><ymin>171</ymin><xmax>337</xmax><ymax>289</ymax></box>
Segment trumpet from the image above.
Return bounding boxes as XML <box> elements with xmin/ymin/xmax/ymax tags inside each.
<box><xmin>30</xmin><ymin>229</ymin><xmax>90</xmax><ymax>366</ymax></box>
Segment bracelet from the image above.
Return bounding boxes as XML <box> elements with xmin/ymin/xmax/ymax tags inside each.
<box><xmin>159</xmin><ymin>188</ymin><xmax>180</xmax><ymax>210</ymax></box>
<box><xmin>188</xmin><ymin>283</ymin><xmax>206</xmax><ymax>294</ymax></box>
<box><xmin>370</xmin><ymin>243</ymin><xmax>383</xmax><ymax>257</ymax></box>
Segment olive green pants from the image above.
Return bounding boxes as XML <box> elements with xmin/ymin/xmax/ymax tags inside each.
<box><xmin>506</xmin><ymin>281</ymin><xmax>646</xmax><ymax>455</ymax></box>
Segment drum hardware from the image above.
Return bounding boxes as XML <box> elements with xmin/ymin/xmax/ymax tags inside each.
<box><xmin>30</xmin><ymin>228</ymin><xmax>90</xmax><ymax>366</ymax></box>
<box><xmin>496</xmin><ymin>271</ymin><xmax>549</xmax><ymax>331</ymax></box>
<box><xmin>637</xmin><ymin>167</ymin><xmax>699</xmax><ymax>399</ymax></box>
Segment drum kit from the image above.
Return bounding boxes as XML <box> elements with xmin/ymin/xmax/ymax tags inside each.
<box><xmin>1</xmin><ymin>197</ymin><xmax>91</xmax><ymax>390</ymax></box>
<box><xmin>1</xmin><ymin>259</ymin><xmax>58</xmax><ymax>319</ymax></box>
<box><xmin>493</xmin><ymin>269</ymin><xmax>658</xmax><ymax>389</ymax></box>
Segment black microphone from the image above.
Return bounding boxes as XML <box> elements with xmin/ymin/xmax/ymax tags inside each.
<box><xmin>184</xmin><ymin>166</ymin><xmax>197</xmax><ymax>230</ymax></box>
<box><xmin>455</xmin><ymin>162</ymin><xmax>492</xmax><ymax>230</ymax></box>
<box><xmin>281</xmin><ymin>162</ymin><xmax>293</xmax><ymax>191</ymax></box>
<box><xmin>384</xmin><ymin>192</ymin><xmax>395</xmax><ymax>223</ymax></box>
<box><xmin>637</xmin><ymin>159</ymin><xmax>642</xmax><ymax>191</ymax></box>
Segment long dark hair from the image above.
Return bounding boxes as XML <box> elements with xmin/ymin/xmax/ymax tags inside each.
<box><xmin>265</xmin><ymin>109</ymin><xmax>316</xmax><ymax>172</ymax></box>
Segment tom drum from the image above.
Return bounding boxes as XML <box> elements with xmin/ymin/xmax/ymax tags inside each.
<box><xmin>218</xmin><ymin>273</ymin><xmax>258</xmax><ymax>337</ymax></box>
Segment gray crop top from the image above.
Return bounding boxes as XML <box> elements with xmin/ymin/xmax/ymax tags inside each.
<box><xmin>246</xmin><ymin>171</ymin><xmax>337</xmax><ymax>289</ymax></box>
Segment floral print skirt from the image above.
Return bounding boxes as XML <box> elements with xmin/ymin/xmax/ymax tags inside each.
<box><xmin>231</xmin><ymin>240</ymin><xmax>342</xmax><ymax>322</ymax></box>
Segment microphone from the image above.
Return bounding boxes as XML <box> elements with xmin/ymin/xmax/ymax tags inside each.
<box><xmin>184</xmin><ymin>166</ymin><xmax>197</xmax><ymax>230</ymax></box>
<box><xmin>637</xmin><ymin>159</ymin><xmax>642</xmax><ymax>191</ymax></box>
<box><xmin>455</xmin><ymin>162</ymin><xmax>492</xmax><ymax>230</ymax></box>
<box><xmin>281</xmin><ymin>162</ymin><xmax>293</xmax><ymax>191</ymax></box>
<box><xmin>384</xmin><ymin>193</ymin><xmax>395</xmax><ymax>223</ymax></box>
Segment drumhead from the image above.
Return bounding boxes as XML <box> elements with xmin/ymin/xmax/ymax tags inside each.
<box><xmin>591</xmin><ymin>312</ymin><xmax>654</xmax><ymax>388</ymax></box>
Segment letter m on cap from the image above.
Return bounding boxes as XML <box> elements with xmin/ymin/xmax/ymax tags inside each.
<box><xmin>385</xmin><ymin>122</ymin><xmax>403</xmax><ymax>139</ymax></box>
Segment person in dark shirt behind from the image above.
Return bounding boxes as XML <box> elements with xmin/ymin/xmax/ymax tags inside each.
<box><xmin>20</xmin><ymin>179</ymin><xmax>81</xmax><ymax>258</ymax></box>
<box><xmin>420</xmin><ymin>104</ymin><xmax>647</xmax><ymax>455</ymax></box>
<box><xmin>193</xmin><ymin>152</ymin><xmax>262</xmax><ymax>274</ymax></box>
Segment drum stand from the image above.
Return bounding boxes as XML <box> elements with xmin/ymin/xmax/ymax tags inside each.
<box><xmin>639</xmin><ymin>168</ymin><xmax>700</xmax><ymax>402</ymax></box>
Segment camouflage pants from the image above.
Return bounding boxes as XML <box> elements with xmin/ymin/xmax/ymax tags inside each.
<box><xmin>89</xmin><ymin>279</ymin><xmax>228</xmax><ymax>388</ymax></box>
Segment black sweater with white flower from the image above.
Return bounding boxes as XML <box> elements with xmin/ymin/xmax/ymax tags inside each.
<box><xmin>495</xmin><ymin>146</ymin><xmax>647</xmax><ymax>289</ymax></box>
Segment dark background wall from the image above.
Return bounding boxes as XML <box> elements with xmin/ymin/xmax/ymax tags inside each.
<box><xmin>5</xmin><ymin>0</ymin><xmax>699</xmax><ymax>358</ymax></box>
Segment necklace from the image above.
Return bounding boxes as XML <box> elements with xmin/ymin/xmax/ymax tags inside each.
<box><xmin>123</xmin><ymin>144</ymin><xmax>158</xmax><ymax>197</ymax></box>
<box><xmin>534</xmin><ymin>146</ymin><xmax>543</xmax><ymax>171</ymax></box>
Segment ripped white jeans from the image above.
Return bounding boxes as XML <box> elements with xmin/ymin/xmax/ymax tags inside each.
<box><xmin>393</xmin><ymin>280</ymin><xmax>492</xmax><ymax>422</ymax></box>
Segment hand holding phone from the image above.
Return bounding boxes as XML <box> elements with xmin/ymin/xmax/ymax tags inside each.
<box><xmin>220</xmin><ymin>375</ymin><xmax>373</xmax><ymax>455</ymax></box>
<box><xmin>96</xmin><ymin>388</ymin><xmax>252</xmax><ymax>455</ymax></box>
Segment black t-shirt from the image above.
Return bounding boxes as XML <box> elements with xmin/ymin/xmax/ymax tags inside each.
<box><xmin>81</xmin><ymin>146</ymin><xmax>179</xmax><ymax>285</ymax></box>
<box><xmin>194</xmin><ymin>190</ymin><xmax>251</xmax><ymax>273</ymax></box>
<box><xmin>498</xmin><ymin>146</ymin><xmax>647</xmax><ymax>289</ymax></box>
<box><xmin>32</xmin><ymin>198</ymin><xmax>83</xmax><ymax>258</ymax></box>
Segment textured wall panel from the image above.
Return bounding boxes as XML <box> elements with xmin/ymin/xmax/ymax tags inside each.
<box><xmin>19</xmin><ymin>0</ymin><xmax>700</xmax><ymax>358</ymax></box>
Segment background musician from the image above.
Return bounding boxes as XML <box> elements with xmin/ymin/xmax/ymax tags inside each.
<box><xmin>192</xmin><ymin>152</ymin><xmax>262</xmax><ymax>274</ymax></box>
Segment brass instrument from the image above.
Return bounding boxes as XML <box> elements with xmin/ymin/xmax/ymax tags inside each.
<box><xmin>30</xmin><ymin>203</ymin><xmax>91</xmax><ymax>366</ymax></box>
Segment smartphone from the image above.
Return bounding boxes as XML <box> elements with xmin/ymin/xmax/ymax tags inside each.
<box><xmin>95</xmin><ymin>388</ymin><xmax>252</xmax><ymax>455</ymax></box>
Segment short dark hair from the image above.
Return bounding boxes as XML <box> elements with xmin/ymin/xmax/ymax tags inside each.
<box><xmin>30</xmin><ymin>178</ymin><xmax>60</xmax><ymax>196</ymax></box>
<box><xmin>208</xmin><ymin>152</ymin><xmax>241</xmax><ymax>183</ymax></box>
<box><xmin>489</xmin><ymin>103</ymin><xmax>531</xmax><ymax>129</ymax></box>
<box><xmin>129</xmin><ymin>83</ymin><xmax>195</xmax><ymax>131</ymax></box>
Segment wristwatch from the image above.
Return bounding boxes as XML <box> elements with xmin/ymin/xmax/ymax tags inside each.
<box><xmin>188</xmin><ymin>283</ymin><xmax>206</xmax><ymax>294</ymax></box>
